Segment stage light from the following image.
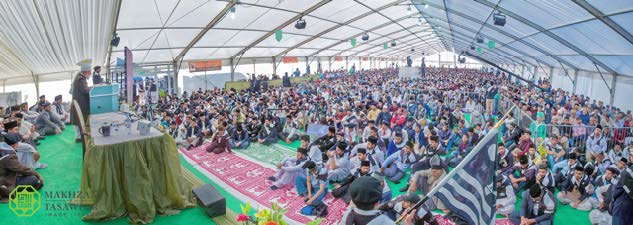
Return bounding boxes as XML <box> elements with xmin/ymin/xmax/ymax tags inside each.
<box><xmin>493</xmin><ymin>12</ymin><xmax>506</xmax><ymax>26</ymax></box>
<box><xmin>229</xmin><ymin>7</ymin><xmax>236</xmax><ymax>19</ymax></box>
<box><xmin>111</xmin><ymin>33</ymin><xmax>120</xmax><ymax>47</ymax></box>
<box><xmin>411</xmin><ymin>48</ymin><xmax>415</xmax><ymax>52</ymax></box>
<box><xmin>470</xmin><ymin>45</ymin><xmax>476</xmax><ymax>50</ymax></box>
<box><xmin>391</xmin><ymin>41</ymin><xmax>397</xmax><ymax>47</ymax></box>
<box><xmin>477</xmin><ymin>35</ymin><xmax>484</xmax><ymax>43</ymax></box>
<box><xmin>295</xmin><ymin>17</ymin><xmax>306</xmax><ymax>29</ymax></box>
<box><xmin>361</xmin><ymin>33</ymin><xmax>369</xmax><ymax>41</ymax></box>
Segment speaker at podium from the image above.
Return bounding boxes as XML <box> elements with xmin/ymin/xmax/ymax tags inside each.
<box><xmin>90</xmin><ymin>84</ymin><xmax>119</xmax><ymax>115</ymax></box>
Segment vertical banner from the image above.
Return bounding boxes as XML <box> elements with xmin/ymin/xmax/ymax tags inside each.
<box><xmin>351</xmin><ymin>38</ymin><xmax>357</xmax><ymax>47</ymax></box>
<box><xmin>383</xmin><ymin>43</ymin><xmax>388</xmax><ymax>49</ymax></box>
<box><xmin>488</xmin><ymin>40</ymin><xmax>495</xmax><ymax>50</ymax></box>
<box><xmin>125</xmin><ymin>47</ymin><xmax>133</xmax><ymax>104</ymax></box>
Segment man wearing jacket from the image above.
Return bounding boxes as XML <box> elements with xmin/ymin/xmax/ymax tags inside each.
<box><xmin>0</xmin><ymin>133</ymin><xmax>44</xmax><ymax>202</ymax></box>
<box><xmin>557</xmin><ymin>165</ymin><xmax>594</xmax><ymax>211</ymax></box>
<box><xmin>35</xmin><ymin>102</ymin><xmax>65</xmax><ymax>136</ymax></box>
<box><xmin>229</xmin><ymin>125</ymin><xmax>249</xmax><ymax>149</ymax></box>
<box><xmin>509</xmin><ymin>185</ymin><xmax>556</xmax><ymax>225</ymax></box>
<box><xmin>257</xmin><ymin>117</ymin><xmax>278</xmax><ymax>145</ymax></box>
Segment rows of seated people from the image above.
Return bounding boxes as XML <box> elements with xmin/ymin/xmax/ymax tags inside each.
<box><xmin>145</xmin><ymin>67</ymin><xmax>632</xmax><ymax>224</ymax></box>
<box><xmin>1</xmin><ymin>95</ymin><xmax>71</xmax><ymax>201</ymax></box>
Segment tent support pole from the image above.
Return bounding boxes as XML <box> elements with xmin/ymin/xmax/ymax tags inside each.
<box><xmin>572</xmin><ymin>69</ymin><xmax>579</xmax><ymax>94</ymax></box>
<box><xmin>328</xmin><ymin>57</ymin><xmax>332</xmax><ymax>71</ymax></box>
<box><xmin>593</xmin><ymin>62</ymin><xmax>613</xmax><ymax>94</ymax></box>
<box><xmin>549</xmin><ymin>66</ymin><xmax>554</xmax><ymax>82</ymax></box>
<box><xmin>32</xmin><ymin>72</ymin><xmax>40</xmax><ymax>100</ymax></box>
<box><xmin>230</xmin><ymin>58</ymin><xmax>235</xmax><ymax>82</ymax></box>
<box><xmin>272</xmin><ymin>57</ymin><xmax>277</xmax><ymax>76</ymax></box>
<box><xmin>610</xmin><ymin>75</ymin><xmax>617</xmax><ymax>107</ymax></box>
<box><xmin>105</xmin><ymin>0</ymin><xmax>123</xmax><ymax>82</ymax></box>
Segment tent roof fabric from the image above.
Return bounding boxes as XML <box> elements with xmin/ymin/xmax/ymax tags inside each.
<box><xmin>1</xmin><ymin>0</ymin><xmax>632</xmax><ymax>85</ymax></box>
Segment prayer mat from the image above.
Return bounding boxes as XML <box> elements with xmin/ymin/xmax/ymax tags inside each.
<box><xmin>183</xmin><ymin>143</ymin><xmax>513</xmax><ymax>225</ymax></box>
<box><xmin>180</xmin><ymin>143</ymin><xmax>348</xmax><ymax>225</ymax></box>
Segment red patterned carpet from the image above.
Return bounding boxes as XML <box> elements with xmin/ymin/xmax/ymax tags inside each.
<box><xmin>180</xmin><ymin>142</ymin><xmax>513</xmax><ymax>225</ymax></box>
<box><xmin>180</xmin><ymin>142</ymin><xmax>348</xmax><ymax>225</ymax></box>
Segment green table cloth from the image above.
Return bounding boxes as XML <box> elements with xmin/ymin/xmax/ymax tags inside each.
<box><xmin>77</xmin><ymin>133</ymin><xmax>194</xmax><ymax>224</ymax></box>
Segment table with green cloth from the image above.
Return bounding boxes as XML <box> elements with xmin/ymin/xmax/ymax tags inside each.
<box><xmin>75</xmin><ymin>112</ymin><xmax>194</xmax><ymax>224</ymax></box>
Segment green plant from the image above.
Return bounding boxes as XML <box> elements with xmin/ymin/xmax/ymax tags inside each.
<box><xmin>237</xmin><ymin>202</ymin><xmax>324</xmax><ymax>225</ymax></box>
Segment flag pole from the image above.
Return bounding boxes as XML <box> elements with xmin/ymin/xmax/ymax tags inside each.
<box><xmin>493</xmin><ymin>105</ymin><xmax>516</xmax><ymax>129</ymax></box>
<box><xmin>395</xmin><ymin>105</ymin><xmax>516</xmax><ymax>224</ymax></box>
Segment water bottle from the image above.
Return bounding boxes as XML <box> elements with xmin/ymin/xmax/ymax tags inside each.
<box><xmin>125</xmin><ymin>113</ymin><xmax>132</xmax><ymax>135</ymax></box>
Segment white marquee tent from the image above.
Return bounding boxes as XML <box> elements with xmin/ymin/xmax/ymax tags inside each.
<box><xmin>0</xmin><ymin>0</ymin><xmax>632</xmax><ymax>110</ymax></box>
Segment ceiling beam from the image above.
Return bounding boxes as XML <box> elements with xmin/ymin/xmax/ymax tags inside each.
<box><xmin>336</xmin><ymin>26</ymin><xmax>436</xmax><ymax>57</ymax></box>
<box><xmin>372</xmin><ymin>19</ymin><xmax>531</xmax><ymax>66</ymax></box>
<box><xmin>572</xmin><ymin>0</ymin><xmax>633</xmax><ymax>45</ymax></box>
<box><xmin>441</xmin><ymin>0</ymin><xmax>456</xmax><ymax>50</ymax></box>
<box><xmin>172</xmin><ymin>1</ymin><xmax>237</xmax><ymax>64</ymax></box>
<box><xmin>472</xmin><ymin>0</ymin><xmax>619</xmax><ymax>75</ymax></box>
<box><xmin>231</xmin><ymin>0</ymin><xmax>332</xmax><ymax>58</ymax></box>
<box><xmin>309</xmin><ymin>13</ymin><xmax>420</xmax><ymax>57</ymax></box>
<box><xmin>350</xmin><ymin>34</ymin><xmax>441</xmax><ymax>57</ymax></box>
<box><xmin>354</xmin><ymin>0</ymin><xmax>433</xmax><ymax>47</ymax></box>
<box><xmin>274</xmin><ymin>0</ymin><xmax>407</xmax><ymax>58</ymax></box>
<box><xmin>421</xmin><ymin>1</ymin><xmax>576</xmax><ymax>70</ymax></box>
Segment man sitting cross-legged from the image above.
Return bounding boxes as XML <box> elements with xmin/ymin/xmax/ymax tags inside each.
<box><xmin>382</xmin><ymin>141</ymin><xmax>417</xmax><ymax>184</ymax></box>
<box><xmin>509</xmin><ymin>185</ymin><xmax>557</xmax><ymax>225</ymax></box>
<box><xmin>3</xmin><ymin>121</ymin><xmax>46</xmax><ymax>169</ymax></box>
<box><xmin>332</xmin><ymin>160</ymin><xmax>372</xmax><ymax>204</ymax></box>
<box><xmin>0</xmin><ymin>133</ymin><xmax>44</xmax><ymax>202</ymax></box>
<box><xmin>326</xmin><ymin>142</ymin><xmax>351</xmax><ymax>183</ymax></box>
<box><xmin>294</xmin><ymin>161</ymin><xmax>328</xmax><ymax>206</ymax></box>
<box><xmin>258</xmin><ymin>117</ymin><xmax>278</xmax><ymax>145</ymax></box>
<box><xmin>407</xmin><ymin>156</ymin><xmax>448</xmax><ymax>214</ymax></box>
<box><xmin>268</xmin><ymin>147</ymin><xmax>309</xmax><ymax>190</ymax></box>
<box><xmin>557</xmin><ymin>165</ymin><xmax>594</xmax><ymax>211</ymax></box>
<box><xmin>229</xmin><ymin>124</ymin><xmax>250</xmax><ymax>149</ymax></box>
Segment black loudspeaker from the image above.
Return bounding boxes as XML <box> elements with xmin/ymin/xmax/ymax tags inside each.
<box><xmin>193</xmin><ymin>184</ymin><xmax>226</xmax><ymax>218</ymax></box>
<box><xmin>295</xmin><ymin>18</ymin><xmax>306</xmax><ymax>29</ymax></box>
<box><xmin>493</xmin><ymin>13</ymin><xmax>506</xmax><ymax>26</ymax></box>
<box><xmin>361</xmin><ymin>33</ymin><xmax>369</xmax><ymax>41</ymax></box>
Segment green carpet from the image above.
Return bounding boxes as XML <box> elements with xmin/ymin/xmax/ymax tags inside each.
<box><xmin>3</xmin><ymin>128</ymin><xmax>591</xmax><ymax>224</ymax></box>
<box><xmin>0</xmin><ymin>128</ymin><xmax>220</xmax><ymax>225</ymax></box>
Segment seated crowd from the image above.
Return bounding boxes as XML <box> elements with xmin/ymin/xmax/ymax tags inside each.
<box><xmin>2</xmin><ymin>66</ymin><xmax>632</xmax><ymax>224</ymax></box>
<box><xmin>1</xmin><ymin>94</ymin><xmax>70</xmax><ymax>201</ymax></box>
<box><xmin>144</xmin><ymin>66</ymin><xmax>633</xmax><ymax>224</ymax></box>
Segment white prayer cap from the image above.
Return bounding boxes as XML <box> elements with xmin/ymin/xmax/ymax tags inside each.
<box><xmin>77</xmin><ymin>59</ymin><xmax>92</xmax><ymax>72</ymax></box>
